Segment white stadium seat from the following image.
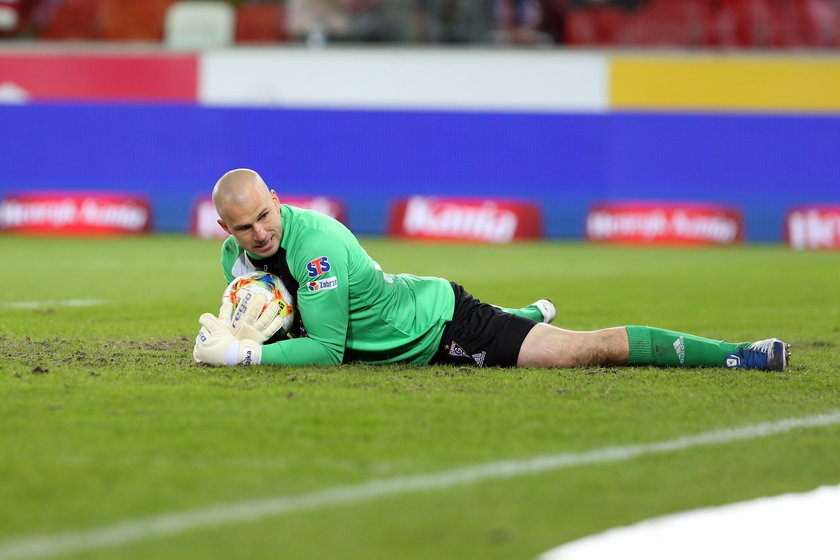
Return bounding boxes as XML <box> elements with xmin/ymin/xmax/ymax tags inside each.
<box><xmin>164</xmin><ymin>0</ymin><xmax>235</xmax><ymax>49</ymax></box>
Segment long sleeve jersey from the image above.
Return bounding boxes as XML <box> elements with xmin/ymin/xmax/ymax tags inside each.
<box><xmin>221</xmin><ymin>205</ymin><xmax>455</xmax><ymax>365</ymax></box>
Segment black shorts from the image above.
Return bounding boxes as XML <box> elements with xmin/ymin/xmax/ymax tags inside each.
<box><xmin>429</xmin><ymin>282</ymin><xmax>538</xmax><ymax>368</ymax></box>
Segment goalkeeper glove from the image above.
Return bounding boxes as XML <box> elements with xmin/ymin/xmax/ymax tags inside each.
<box><xmin>193</xmin><ymin>313</ymin><xmax>262</xmax><ymax>366</ymax></box>
<box><xmin>220</xmin><ymin>291</ymin><xmax>287</xmax><ymax>343</ymax></box>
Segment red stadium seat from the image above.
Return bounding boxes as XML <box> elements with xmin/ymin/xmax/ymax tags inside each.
<box><xmin>39</xmin><ymin>0</ymin><xmax>101</xmax><ymax>40</ymax></box>
<box><xmin>235</xmin><ymin>2</ymin><xmax>288</xmax><ymax>43</ymax></box>
<box><xmin>619</xmin><ymin>0</ymin><xmax>711</xmax><ymax>47</ymax></box>
<box><xmin>713</xmin><ymin>0</ymin><xmax>802</xmax><ymax>48</ymax></box>
<box><xmin>565</xmin><ymin>6</ymin><xmax>627</xmax><ymax>46</ymax></box>
<box><xmin>797</xmin><ymin>0</ymin><xmax>840</xmax><ymax>47</ymax></box>
<box><xmin>99</xmin><ymin>0</ymin><xmax>175</xmax><ymax>41</ymax></box>
<box><xmin>704</xmin><ymin>0</ymin><xmax>737</xmax><ymax>47</ymax></box>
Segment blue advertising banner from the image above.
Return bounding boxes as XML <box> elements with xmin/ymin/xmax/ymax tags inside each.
<box><xmin>1</xmin><ymin>104</ymin><xmax>838</xmax><ymax>241</ymax></box>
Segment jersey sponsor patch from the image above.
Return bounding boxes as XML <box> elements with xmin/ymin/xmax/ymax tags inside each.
<box><xmin>306</xmin><ymin>256</ymin><xmax>331</xmax><ymax>277</ymax></box>
<box><xmin>307</xmin><ymin>276</ymin><xmax>338</xmax><ymax>292</ymax></box>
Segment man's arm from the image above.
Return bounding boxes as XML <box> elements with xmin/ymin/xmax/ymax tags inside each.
<box><xmin>259</xmin><ymin>337</ymin><xmax>342</xmax><ymax>365</ymax></box>
<box><xmin>194</xmin><ymin>321</ymin><xmax>342</xmax><ymax>366</ymax></box>
<box><xmin>258</xmin><ymin>247</ymin><xmax>351</xmax><ymax>366</ymax></box>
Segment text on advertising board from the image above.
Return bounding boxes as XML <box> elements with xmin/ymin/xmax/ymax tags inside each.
<box><xmin>786</xmin><ymin>206</ymin><xmax>840</xmax><ymax>250</ymax></box>
<box><xmin>388</xmin><ymin>196</ymin><xmax>543</xmax><ymax>243</ymax></box>
<box><xmin>586</xmin><ymin>203</ymin><xmax>743</xmax><ymax>245</ymax></box>
<box><xmin>0</xmin><ymin>193</ymin><xmax>152</xmax><ymax>235</ymax></box>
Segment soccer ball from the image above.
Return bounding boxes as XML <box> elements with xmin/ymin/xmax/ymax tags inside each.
<box><xmin>222</xmin><ymin>272</ymin><xmax>296</xmax><ymax>340</ymax></box>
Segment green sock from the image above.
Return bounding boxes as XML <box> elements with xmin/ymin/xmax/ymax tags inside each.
<box><xmin>500</xmin><ymin>304</ymin><xmax>544</xmax><ymax>322</ymax></box>
<box><xmin>625</xmin><ymin>325</ymin><xmax>747</xmax><ymax>367</ymax></box>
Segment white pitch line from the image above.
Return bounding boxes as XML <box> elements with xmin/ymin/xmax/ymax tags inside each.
<box><xmin>1</xmin><ymin>410</ymin><xmax>839</xmax><ymax>560</ymax></box>
<box><xmin>539</xmin><ymin>483</ymin><xmax>840</xmax><ymax>560</ymax></box>
<box><xmin>0</xmin><ymin>300</ymin><xmax>105</xmax><ymax>310</ymax></box>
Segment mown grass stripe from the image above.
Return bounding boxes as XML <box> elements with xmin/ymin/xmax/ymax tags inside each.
<box><xmin>2</xmin><ymin>410</ymin><xmax>839</xmax><ymax>560</ymax></box>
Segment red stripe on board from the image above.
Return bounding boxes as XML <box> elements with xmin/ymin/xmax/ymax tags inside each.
<box><xmin>0</xmin><ymin>52</ymin><xmax>197</xmax><ymax>102</ymax></box>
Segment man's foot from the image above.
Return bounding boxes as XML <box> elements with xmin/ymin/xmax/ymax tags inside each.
<box><xmin>533</xmin><ymin>299</ymin><xmax>556</xmax><ymax>324</ymax></box>
<box><xmin>725</xmin><ymin>338</ymin><xmax>791</xmax><ymax>371</ymax></box>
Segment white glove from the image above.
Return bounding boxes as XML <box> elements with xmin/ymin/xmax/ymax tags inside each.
<box><xmin>220</xmin><ymin>291</ymin><xmax>288</xmax><ymax>343</ymax></box>
<box><xmin>193</xmin><ymin>313</ymin><xmax>262</xmax><ymax>366</ymax></box>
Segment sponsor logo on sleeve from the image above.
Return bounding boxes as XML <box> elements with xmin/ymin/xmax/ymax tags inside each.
<box><xmin>307</xmin><ymin>276</ymin><xmax>338</xmax><ymax>292</ymax></box>
<box><xmin>306</xmin><ymin>256</ymin><xmax>331</xmax><ymax>277</ymax></box>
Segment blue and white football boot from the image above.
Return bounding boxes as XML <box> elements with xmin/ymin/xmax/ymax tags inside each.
<box><xmin>725</xmin><ymin>338</ymin><xmax>791</xmax><ymax>371</ymax></box>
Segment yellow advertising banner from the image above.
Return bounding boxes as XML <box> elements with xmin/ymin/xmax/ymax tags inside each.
<box><xmin>611</xmin><ymin>56</ymin><xmax>840</xmax><ymax>112</ymax></box>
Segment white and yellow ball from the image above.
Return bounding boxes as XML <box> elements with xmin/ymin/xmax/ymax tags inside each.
<box><xmin>222</xmin><ymin>272</ymin><xmax>296</xmax><ymax>340</ymax></box>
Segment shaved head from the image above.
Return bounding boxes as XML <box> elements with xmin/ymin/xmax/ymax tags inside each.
<box><xmin>212</xmin><ymin>168</ymin><xmax>270</xmax><ymax>222</ymax></box>
<box><xmin>212</xmin><ymin>169</ymin><xmax>283</xmax><ymax>257</ymax></box>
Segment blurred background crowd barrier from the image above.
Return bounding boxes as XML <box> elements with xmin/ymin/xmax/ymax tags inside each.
<box><xmin>1</xmin><ymin>0</ymin><xmax>840</xmax><ymax>49</ymax></box>
<box><xmin>0</xmin><ymin>0</ymin><xmax>839</xmax><ymax>247</ymax></box>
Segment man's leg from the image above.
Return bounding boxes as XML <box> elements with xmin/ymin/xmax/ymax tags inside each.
<box><xmin>517</xmin><ymin>324</ymin><xmax>789</xmax><ymax>370</ymax></box>
<box><xmin>626</xmin><ymin>326</ymin><xmax>789</xmax><ymax>370</ymax></box>
<box><xmin>517</xmin><ymin>324</ymin><xmax>630</xmax><ymax>368</ymax></box>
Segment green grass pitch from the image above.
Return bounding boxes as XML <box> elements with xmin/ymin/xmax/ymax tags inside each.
<box><xmin>1</xmin><ymin>234</ymin><xmax>838</xmax><ymax>560</ymax></box>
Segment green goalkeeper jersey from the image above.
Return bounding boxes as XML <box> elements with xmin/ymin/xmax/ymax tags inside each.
<box><xmin>221</xmin><ymin>205</ymin><xmax>455</xmax><ymax>366</ymax></box>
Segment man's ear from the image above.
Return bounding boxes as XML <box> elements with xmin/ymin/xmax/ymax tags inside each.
<box><xmin>217</xmin><ymin>219</ymin><xmax>231</xmax><ymax>234</ymax></box>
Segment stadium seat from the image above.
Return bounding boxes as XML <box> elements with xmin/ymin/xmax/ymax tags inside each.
<box><xmin>0</xmin><ymin>0</ymin><xmax>21</xmax><ymax>37</ymax></box>
<box><xmin>563</xmin><ymin>0</ymin><xmax>840</xmax><ymax>49</ymax></box>
<box><xmin>772</xmin><ymin>0</ymin><xmax>807</xmax><ymax>48</ymax></box>
<box><xmin>164</xmin><ymin>0</ymin><xmax>235</xmax><ymax>48</ymax></box>
<box><xmin>618</xmin><ymin>0</ymin><xmax>710</xmax><ymax>47</ymax></box>
<box><xmin>798</xmin><ymin>0</ymin><xmax>840</xmax><ymax>47</ymax></box>
<box><xmin>703</xmin><ymin>0</ymin><xmax>735</xmax><ymax>47</ymax></box>
<box><xmin>565</xmin><ymin>6</ymin><xmax>628</xmax><ymax>45</ymax></box>
<box><xmin>39</xmin><ymin>0</ymin><xmax>101</xmax><ymax>40</ymax></box>
<box><xmin>717</xmin><ymin>0</ymin><xmax>800</xmax><ymax>48</ymax></box>
<box><xmin>235</xmin><ymin>2</ymin><xmax>288</xmax><ymax>43</ymax></box>
<box><xmin>99</xmin><ymin>0</ymin><xmax>175</xmax><ymax>41</ymax></box>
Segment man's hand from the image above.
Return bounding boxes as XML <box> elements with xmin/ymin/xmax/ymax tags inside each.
<box><xmin>193</xmin><ymin>313</ymin><xmax>262</xmax><ymax>366</ymax></box>
<box><xmin>220</xmin><ymin>291</ymin><xmax>287</xmax><ymax>343</ymax></box>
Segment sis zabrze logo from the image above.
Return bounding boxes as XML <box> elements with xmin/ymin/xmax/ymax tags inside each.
<box><xmin>307</xmin><ymin>277</ymin><xmax>338</xmax><ymax>292</ymax></box>
<box><xmin>306</xmin><ymin>256</ymin><xmax>331</xmax><ymax>277</ymax></box>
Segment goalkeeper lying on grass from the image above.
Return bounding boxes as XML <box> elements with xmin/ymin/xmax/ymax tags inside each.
<box><xmin>194</xmin><ymin>168</ymin><xmax>790</xmax><ymax>371</ymax></box>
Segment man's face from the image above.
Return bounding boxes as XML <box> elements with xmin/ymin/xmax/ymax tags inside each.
<box><xmin>219</xmin><ymin>188</ymin><xmax>282</xmax><ymax>258</ymax></box>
